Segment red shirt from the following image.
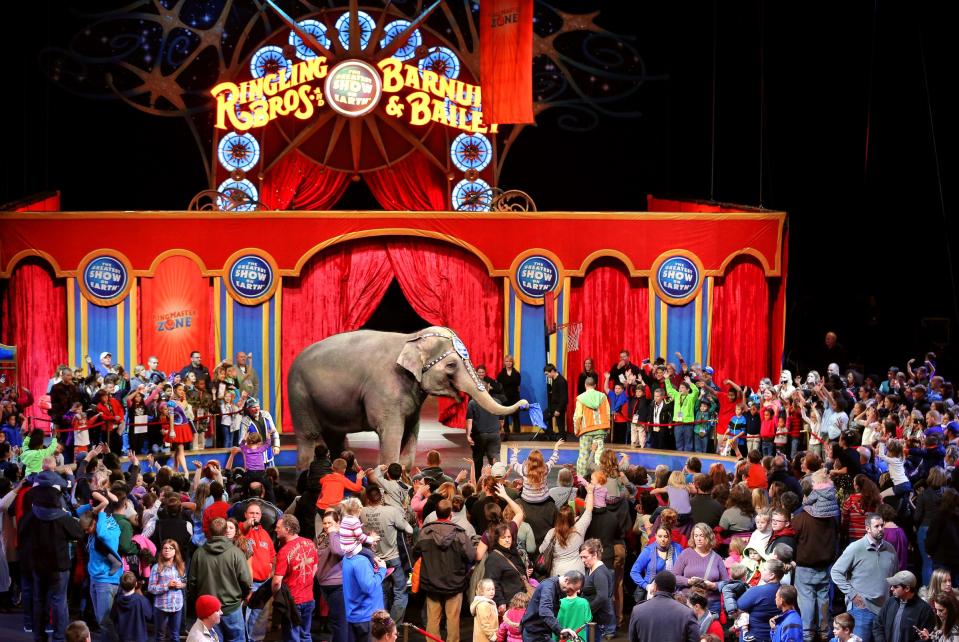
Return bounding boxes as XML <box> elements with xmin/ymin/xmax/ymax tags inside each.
<box><xmin>788</xmin><ymin>408</ymin><xmax>803</xmax><ymax>438</ymax></box>
<box><xmin>276</xmin><ymin>536</ymin><xmax>319</xmax><ymax>604</ymax></box>
<box><xmin>315</xmin><ymin>472</ymin><xmax>363</xmax><ymax>510</ymax></box>
<box><xmin>746</xmin><ymin>463</ymin><xmax>768</xmax><ymax>489</ymax></box>
<box><xmin>717</xmin><ymin>389</ymin><xmax>742</xmax><ymax>437</ymax></box>
<box><xmin>202</xmin><ymin>500</ymin><xmax>231</xmax><ymax>538</ymax></box>
<box><xmin>242</xmin><ymin>524</ymin><xmax>276</xmax><ymax>582</ymax></box>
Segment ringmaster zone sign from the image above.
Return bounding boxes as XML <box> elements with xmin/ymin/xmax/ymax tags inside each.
<box><xmin>83</xmin><ymin>256</ymin><xmax>129</xmax><ymax>302</ymax></box>
<box><xmin>655</xmin><ymin>255</ymin><xmax>701</xmax><ymax>302</ymax></box>
<box><xmin>228</xmin><ymin>255</ymin><xmax>275</xmax><ymax>303</ymax></box>
<box><xmin>516</xmin><ymin>255</ymin><xmax>559</xmax><ymax>298</ymax></box>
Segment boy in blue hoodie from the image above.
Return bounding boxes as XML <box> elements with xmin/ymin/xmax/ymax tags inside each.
<box><xmin>110</xmin><ymin>572</ymin><xmax>153</xmax><ymax>642</ymax></box>
<box><xmin>80</xmin><ymin>489</ymin><xmax>123</xmax><ymax>642</ymax></box>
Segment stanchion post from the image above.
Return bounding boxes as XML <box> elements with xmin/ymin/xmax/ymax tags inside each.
<box><xmin>587</xmin><ymin>622</ymin><xmax>596</xmax><ymax>642</ymax></box>
<box><xmin>403</xmin><ymin>622</ymin><xmax>410</xmax><ymax>642</ymax></box>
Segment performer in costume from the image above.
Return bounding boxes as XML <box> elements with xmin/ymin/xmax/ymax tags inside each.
<box><xmin>165</xmin><ymin>385</ymin><xmax>194</xmax><ymax>473</ymax></box>
<box><xmin>239</xmin><ymin>398</ymin><xmax>280</xmax><ymax>467</ymax></box>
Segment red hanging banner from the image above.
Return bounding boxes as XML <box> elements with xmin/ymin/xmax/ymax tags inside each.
<box><xmin>139</xmin><ymin>256</ymin><xmax>212</xmax><ymax>375</ymax></box>
<box><xmin>480</xmin><ymin>0</ymin><xmax>535</xmax><ymax>124</ymax></box>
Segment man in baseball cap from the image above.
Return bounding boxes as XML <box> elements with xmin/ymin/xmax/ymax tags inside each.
<box><xmin>187</xmin><ymin>595</ymin><xmax>222</xmax><ymax>642</ymax></box>
<box><xmin>873</xmin><ymin>570</ymin><xmax>935</xmax><ymax>642</ymax></box>
<box><xmin>96</xmin><ymin>351</ymin><xmax>113</xmax><ymax>377</ymax></box>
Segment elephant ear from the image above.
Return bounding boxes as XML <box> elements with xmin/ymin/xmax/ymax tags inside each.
<box><xmin>397</xmin><ymin>339</ymin><xmax>426</xmax><ymax>382</ymax></box>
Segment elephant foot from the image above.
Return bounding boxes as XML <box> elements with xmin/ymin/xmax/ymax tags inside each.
<box><xmin>296</xmin><ymin>438</ymin><xmax>317</xmax><ymax>472</ymax></box>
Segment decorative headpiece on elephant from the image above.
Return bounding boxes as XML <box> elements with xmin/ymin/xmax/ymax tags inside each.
<box><xmin>287</xmin><ymin>326</ymin><xmax>529</xmax><ymax>470</ymax></box>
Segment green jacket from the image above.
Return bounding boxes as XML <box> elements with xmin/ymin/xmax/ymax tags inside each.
<box><xmin>554</xmin><ymin>596</ymin><xmax>592</xmax><ymax>642</ymax></box>
<box><xmin>20</xmin><ymin>437</ymin><xmax>59</xmax><ymax>476</ymax></box>
<box><xmin>187</xmin><ymin>536</ymin><xmax>253</xmax><ymax>613</ymax></box>
<box><xmin>664</xmin><ymin>379</ymin><xmax>700</xmax><ymax>424</ymax></box>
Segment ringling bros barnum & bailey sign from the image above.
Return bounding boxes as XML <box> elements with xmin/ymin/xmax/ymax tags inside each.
<box><xmin>212</xmin><ymin>56</ymin><xmax>498</xmax><ymax>134</ymax></box>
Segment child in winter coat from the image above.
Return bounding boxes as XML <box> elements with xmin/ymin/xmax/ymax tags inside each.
<box><xmin>802</xmin><ymin>468</ymin><xmax>840</xmax><ymax>518</ymax></box>
<box><xmin>472</xmin><ymin>579</ymin><xmax>500</xmax><ymax>642</ymax></box>
<box><xmin>498</xmin><ymin>592</ymin><xmax>531</xmax><ymax>642</ymax></box>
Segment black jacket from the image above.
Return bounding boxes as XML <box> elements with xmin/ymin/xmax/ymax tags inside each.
<box><xmin>547</xmin><ymin>375</ymin><xmax>568</xmax><ymax>413</ymax></box>
<box><xmin>19</xmin><ymin>509</ymin><xmax>85</xmax><ymax>574</ymax></box>
<box><xmin>496</xmin><ymin>368</ymin><xmax>522</xmax><ymax>403</ymax></box>
<box><xmin>484</xmin><ymin>548</ymin><xmax>527</xmax><ymax>607</ymax></box>
<box><xmin>520</xmin><ymin>576</ymin><xmax>565</xmax><ymax>640</ymax></box>
<box><xmin>518</xmin><ymin>496</ymin><xmax>558</xmax><ymax>547</ymax></box>
<box><xmin>583</xmin><ymin>563</ymin><xmax>615</xmax><ymax>626</ymax></box>
<box><xmin>872</xmin><ymin>595</ymin><xmax>935</xmax><ymax>642</ymax></box>
<box><xmin>584</xmin><ymin>507</ymin><xmax>627</xmax><ymax>567</ymax></box>
<box><xmin>151</xmin><ymin>511</ymin><xmax>194</xmax><ymax>558</ymax></box>
<box><xmin>926</xmin><ymin>511</ymin><xmax>959</xmax><ymax>567</ymax></box>
<box><xmin>412</xmin><ymin>520</ymin><xmax>475</xmax><ymax>597</ymax></box>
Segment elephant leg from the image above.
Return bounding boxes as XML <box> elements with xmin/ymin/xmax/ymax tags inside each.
<box><xmin>288</xmin><ymin>375</ymin><xmax>324</xmax><ymax>471</ymax></box>
<box><xmin>398</xmin><ymin>420</ymin><xmax>421</xmax><ymax>471</ymax></box>
<box><xmin>376</xmin><ymin>419</ymin><xmax>406</xmax><ymax>467</ymax></box>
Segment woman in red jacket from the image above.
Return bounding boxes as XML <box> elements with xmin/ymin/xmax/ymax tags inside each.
<box><xmin>95</xmin><ymin>389</ymin><xmax>124</xmax><ymax>453</ymax></box>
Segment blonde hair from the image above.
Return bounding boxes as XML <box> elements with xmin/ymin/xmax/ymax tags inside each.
<box><xmin>752</xmin><ymin>488</ymin><xmax>769</xmax><ymax>512</ymax></box>
<box><xmin>728</xmin><ymin>537</ymin><xmax>746</xmax><ymax>555</ymax></box>
<box><xmin>477</xmin><ymin>578</ymin><xmax>495</xmax><ymax>593</ymax></box>
<box><xmin>667</xmin><ymin>471</ymin><xmax>686</xmax><ymax>489</ymax></box>
<box><xmin>340</xmin><ymin>497</ymin><xmax>363</xmax><ymax>516</ymax></box>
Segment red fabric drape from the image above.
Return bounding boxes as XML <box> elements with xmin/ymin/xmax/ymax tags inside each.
<box><xmin>280</xmin><ymin>241</ymin><xmax>393</xmax><ymax>431</ymax></box>
<box><xmin>387</xmin><ymin>239</ymin><xmax>504</xmax><ymax>427</ymax></box>
<box><xmin>710</xmin><ymin>258</ymin><xmax>771</xmax><ymax>390</ymax></box>
<box><xmin>566</xmin><ymin>262</ymin><xmax>650</xmax><ymax>428</ymax></box>
<box><xmin>0</xmin><ymin>260</ymin><xmax>67</xmax><ymax>418</ymax></box>
<box><xmin>365</xmin><ymin>152</ymin><xmax>449</xmax><ymax>211</ymax></box>
<box><xmin>139</xmin><ymin>256</ymin><xmax>214</xmax><ymax>374</ymax></box>
<box><xmin>260</xmin><ymin>151</ymin><xmax>351</xmax><ymax>210</ymax></box>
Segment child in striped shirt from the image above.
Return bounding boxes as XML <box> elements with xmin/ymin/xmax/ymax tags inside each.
<box><xmin>339</xmin><ymin>497</ymin><xmax>383</xmax><ymax>571</ymax></box>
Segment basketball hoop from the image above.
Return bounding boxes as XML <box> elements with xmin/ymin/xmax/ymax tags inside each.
<box><xmin>557</xmin><ymin>322</ymin><xmax>583</xmax><ymax>352</ymax></box>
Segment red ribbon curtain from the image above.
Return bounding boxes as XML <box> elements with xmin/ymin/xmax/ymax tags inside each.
<box><xmin>0</xmin><ymin>260</ymin><xmax>67</xmax><ymax>417</ymax></box>
<box><xmin>566</xmin><ymin>261</ymin><xmax>650</xmax><ymax>426</ymax></box>
<box><xmin>280</xmin><ymin>240</ymin><xmax>393</xmax><ymax>431</ymax></box>
<box><xmin>387</xmin><ymin>239</ymin><xmax>504</xmax><ymax>427</ymax></box>
<box><xmin>365</xmin><ymin>152</ymin><xmax>449</xmax><ymax>211</ymax></box>
<box><xmin>260</xmin><ymin>151</ymin><xmax>351</xmax><ymax>210</ymax></box>
<box><xmin>710</xmin><ymin>258</ymin><xmax>771</xmax><ymax>390</ymax></box>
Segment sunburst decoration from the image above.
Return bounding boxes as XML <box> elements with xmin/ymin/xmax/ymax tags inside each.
<box><xmin>40</xmin><ymin>0</ymin><xmax>655</xmax><ymax>186</ymax></box>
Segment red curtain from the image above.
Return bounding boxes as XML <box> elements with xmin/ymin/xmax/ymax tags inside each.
<box><xmin>139</xmin><ymin>256</ymin><xmax>214</xmax><ymax>374</ymax></box>
<box><xmin>260</xmin><ymin>151</ymin><xmax>351</xmax><ymax>210</ymax></box>
<box><xmin>365</xmin><ymin>152</ymin><xmax>449</xmax><ymax>211</ymax></box>
<box><xmin>0</xmin><ymin>260</ymin><xmax>67</xmax><ymax>418</ymax></box>
<box><xmin>710</xmin><ymin>258</ymin><xmax>771</xmax><ymax>390</ymax></box>
<box><xmin>387</xmin><ymin>239</ymin><xmax>504</xmax><ymax>427</ymax></box>
<box><xmin>280</xmin><ymin>240</ymin><xmax>393</xmax><ymax>431</ymax></box>
<box><xmin>567</xmin><ymin>261</ymin><xmax>650</xmax><ymax>426</ymax></box>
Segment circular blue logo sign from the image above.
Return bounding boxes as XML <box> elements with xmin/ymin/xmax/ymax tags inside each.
<box><xmin>656</xmin><ymin>256</ymin><xmax>700</xmax><ymax>300</ymax></box>
<box><xmin>82</xmin><ymin>256</ymin><xmax>129</xmax><ymax>301</ymax></box>
<box><xmin>516</xmin><ymin>255</ymin><xmax>559</xmax><ymax>299</ymax></box>
<box><xmin>229</xmin><ymin>255</ymin><xmax>275</xmax><ymax>300</ymax></box>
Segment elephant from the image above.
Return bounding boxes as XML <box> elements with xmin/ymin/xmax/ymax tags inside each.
<box><xmin>287</xmin><ymin>326</ymin><xmax>528</xmax><ymax>470</ymax></box>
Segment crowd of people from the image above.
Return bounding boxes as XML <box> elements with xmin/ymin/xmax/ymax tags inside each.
<box><xmin>0</xmin><ymin>333</ymin><xmax>956</xmax><ymax>642</ymax></box>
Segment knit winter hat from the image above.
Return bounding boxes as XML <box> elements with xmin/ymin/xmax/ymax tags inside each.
<box><xmin>195</xmin><ymin>595</ymin><xmax>222</xmax><ymax>620</ymax></box>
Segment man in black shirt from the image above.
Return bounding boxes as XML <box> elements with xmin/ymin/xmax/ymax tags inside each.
<box><xmin>544</xmin><ymin>364</ymin><xmax>568</xmax><ymax>439</ymax></box>
<box><xmin>495</xmin><ymin>357</ymin><xmax>523</xmax><ymax>435</ymax></box>
<box><xmin>467</xmin><ymin>384</ymin><xmax>505</xmax><ymax>474</ymax></box>
<box><xmin>607</xmin><ymin>351</ymin><xmax>642</xmax><ymax>392</ymax></box>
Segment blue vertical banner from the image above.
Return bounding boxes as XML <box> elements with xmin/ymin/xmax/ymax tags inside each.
<box><xmin>69</xmin><ymin>279</ymin><xmax>137</xmax><ymax>372</ymax></box>
<box><xmin>213</xmin><ymin>276</ymin><xmax>281</xmax><ymax>424</ymax></box>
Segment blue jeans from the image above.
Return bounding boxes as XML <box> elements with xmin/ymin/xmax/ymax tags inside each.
<box><xmin>761</xmin><ymin>439</ymin><xmax>775</xmax><ymax>457</ymax></box>
<box><xmin>33</xmin><ymin>570</ymin><xmax>69</xmax><ymax>642</ymax></box>
<box><xmin>282</xmin><ymin>600</ymin><xmax>316</xmax><ymax>642</ymax></box>
<box><xmin>918</xmin><ymin>525</ymin><xmax>933</xmax><ymax>586</ymax></box>
<box><xmin>383</xmin><ymin>557</ymin><xmax>408</xmax><ymax>622</ymax></box>
<box><xmin>216</xmin><ymin>607</ymin><xmax>247</xmax><ymax>642</ymax></box>
<box><xmin>693</xmin><ymin>433</ymin><xmax>708</xmax><ymax>452</ymax></box>
<box><xmin>246</xmin><ymin>580</ymin><xmax>271</xmax><ymax>641</ymax></box>
<box><xmin>675</xmin><ymin>424</ymin><xmax>693</xmax><ymax>452</ymax></box>
<box><xmin>90</xmin><ymin>582</ymin><xmax>119</xmax><ymax>642</ymax></box>
<box><xmin>21</xmin><ymin>567</ymin><xmax>33</xmax><ymax>630</ymax></box>
<box><xmin>789</xmin><ymin>437</ymin><xmax>800</xmax><ymax>459</ymax></box>
<box><xmin>795</xmin><ymin>565</ymin><xmax>831</xmax><ymax>642</ymax></box>
<box><xmin>321</xmin><ymin>584</ymin><xmax>348</xmax><ymax>642</ymax></box>
<box><xmin>155</xmin><ymin>608</ymin><xmax>183</xmax><ymax>642</ymax></box>
<box><xmin>849</xmin><ymin>606</ymin><xmax>876</xmax><ymax>642</ymax></box>
<box><xmin>218</xmin><ymin>424</ymin><xmax>235</xmax><ymax>449</ymax></box>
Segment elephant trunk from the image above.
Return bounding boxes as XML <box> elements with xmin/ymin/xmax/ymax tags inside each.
<box><xmin>457</xmin><ymin>369</ymin><xmax>527</xmax><ymax>416</ymax></box>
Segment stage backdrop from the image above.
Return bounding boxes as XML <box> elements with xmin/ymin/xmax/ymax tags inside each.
<box><xmin>0</xmin><ymin>209</ymin><xmax>787</xmax><ymax>432</ymax></box>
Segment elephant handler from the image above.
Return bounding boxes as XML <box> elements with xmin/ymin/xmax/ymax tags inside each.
<box><xmin>467</xmin><ymin>382</ymin><xmax>507</xmax><ymax>474</ymax></box>
<box><xmin>573</xmin><ymin>376</ymin><xmax>611</xmax><ymax>477</ymax></box>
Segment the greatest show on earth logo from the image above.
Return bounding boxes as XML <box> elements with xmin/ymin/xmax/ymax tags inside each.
<box><xmin>79</xmin><ymin>253</ymin><xmax>133</xmax><ymax>306</ymax></box>
<box><xmin>225</xmin><ymin>253</ymin><xmax>278</xmax><ymax>305</ymax></box>
<box><xmin>515</xmin><ymin>255</ymin><xmax>560</xmax><ymax>302</ymax></box>
<box><xmin>652</xmin><ymin>251</ymin><xmax>704</xmax><ymax>305</ymax></box>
